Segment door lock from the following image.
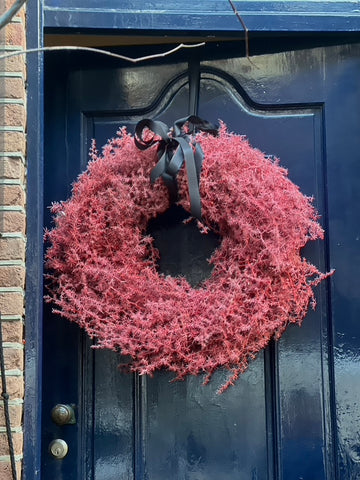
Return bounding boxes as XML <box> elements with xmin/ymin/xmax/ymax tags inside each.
<box><xmin>51</xmin><ymin>404</ymin><xmax>76</xmax><ymax>426</ymax></box>
<box><xmin>49</xmin><ymin>439</ymin><xmax>69</xmax><ymax>459</ymax></box>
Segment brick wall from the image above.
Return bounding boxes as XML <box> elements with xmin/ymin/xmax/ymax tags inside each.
<box><xmin>0</xmin><ymin>1</ymin><xmax>26</xmax><ymax>479</ymax></box>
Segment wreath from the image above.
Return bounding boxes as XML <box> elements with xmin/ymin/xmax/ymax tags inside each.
<box><xmin>45</xmin><ymin>118</ymin><xmax>330</xmax><ymax>392</ymax></box>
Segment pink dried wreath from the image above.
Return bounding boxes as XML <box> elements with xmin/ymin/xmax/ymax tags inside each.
<box><xmin>45</xmin><ymin>122</ymin><xmax>329</xmax><ymax>392</ymax></box>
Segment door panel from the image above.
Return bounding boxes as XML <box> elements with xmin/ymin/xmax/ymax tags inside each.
<box><xmin>91</xmin><ymin>351</ymin><xmax>268</xmax><ymax>480</ymax></box>
<box><xmin>43</xmin><ymin>42</ymin><xmax>360</xmax><ymax>479</ymax></box>
<box><xmin>79</xmin><ymin>70</ymin><xmax>271</xmax><ymax>480</ymax></box>
<box><xmin>198</xmin><ymin>68</ymin><xmax>329</xmax><ymax>479</ymax></box>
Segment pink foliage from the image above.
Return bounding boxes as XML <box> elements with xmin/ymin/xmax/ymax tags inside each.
<box><xmin>45</xmin><ymin>125</ymin><xmax>330</xmax><ymax>392</ymax></box>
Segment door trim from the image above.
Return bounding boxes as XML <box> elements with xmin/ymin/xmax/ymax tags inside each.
<box><xmin>24</xmin><ymin>0</ymin><xmax>43</xmax><ymax>479</ymax></box>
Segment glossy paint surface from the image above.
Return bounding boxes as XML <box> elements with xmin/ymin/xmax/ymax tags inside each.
<box><xmin>41</xmin><ymin>41</ymin><xmax>360</xmax><ymax>479</ymax></box>
<box><xmin>23</xmin><ymin>0</ymin><xmax>43</xmax><ymax>479</ymax></box>
<box><xmin>43</xmin><ymin>1</ymin><xmax>360</xmax><ymax>32</ymax></box>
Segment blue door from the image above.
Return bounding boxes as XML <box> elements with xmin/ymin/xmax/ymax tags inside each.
<box><xmin>41</xmin><ymin>40</ymin><xmax>360</xmax><ymax>479</ymax></box>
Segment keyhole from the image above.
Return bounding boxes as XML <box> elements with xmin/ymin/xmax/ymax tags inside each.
<box><xmin>147</xmin><ymin>205</ymin><xmax>220</xmax><ymax>287</ymax></box>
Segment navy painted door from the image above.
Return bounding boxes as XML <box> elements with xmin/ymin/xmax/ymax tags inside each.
<box><xmin>42</xmin><ymin>40</ymin><xmax>360</xmax><ymax>479</ymax></box>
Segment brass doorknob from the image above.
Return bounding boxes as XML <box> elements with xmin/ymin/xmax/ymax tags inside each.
<box><xmin>49</xmin><ymin>439</ymin><xmax>68</xmax><ymax>459</ymax></box>
<box><xmin>51</xmin><ymin>404</ymin><xmax>76</xmax><ymax>426</ymax></box>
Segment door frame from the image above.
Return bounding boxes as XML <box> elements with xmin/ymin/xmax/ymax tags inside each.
<box><xmin>24</xmin><ymin>1</ymin><xmax>44</xmax><ymax>479</ymax></box>
<box><xmin>24</xmin><ymin>2</ymin><xmax>360</xmax><ymax>479</ymax></box>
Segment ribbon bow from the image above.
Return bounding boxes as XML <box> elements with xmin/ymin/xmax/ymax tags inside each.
<box><xmin>134</xmin><ymin>116</ymin><xmax>218</xmax><ymax>220</ymax></box>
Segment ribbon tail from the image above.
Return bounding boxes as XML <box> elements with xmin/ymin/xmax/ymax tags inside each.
<box><xmin>150</xmin><ymin>149</ymin><xmax>168</xmax><ymax>184</ymax></box>
<box><xmin>193</xmin><ymin>143</ymin><xmax>204</xmax><ymax>182</ymax></box>
<box><xmin>176</xmin><ymin>137</ymin><xmax>202</xmax><ymax>220</ymax></box>
<box><xmin>167</xmin><ymin>145</ymin><xmax>185</xmax><ymax>177</ymax></box>
<box><xmin>150</xmin><ymin>148</ymin><xmax>178</xmax><ymax>201</ymax></box>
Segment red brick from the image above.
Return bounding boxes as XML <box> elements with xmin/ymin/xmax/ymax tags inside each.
<box><xmin>0</xmin><ymin>157</ymin><xmax>25</xmax><ymax>180</ymax></box>
<box><xmin>0</xmin><ymin>266</ymin><xmax>25</xmax><ymax>287</ymax></box>
<box><xmin>0</xmin><ymin>238</ymin><xmax>25</xmax><ymax>261</ymax></box>
<box><xmin>0</xmin><ymin>432</ymin><xmax>23</xmax><ymax>455</ymax></box>
<box><xmin>0</xmin><ymin>321</ymin><xmax>23</xmax><ymax>343</ymax></box>
<box><xmin>0</xmin><ymin>211</ymin><xmax>26</xmax><ymax>233</ymax></box>
<box><xmin>0</xmin><ymin>404</ymin><xmax>22</xmax><ymax>428</ymax></box>
<box><xmin>2</xmin><ymin>0</ymin><xmax>26</xmax><ymax>19</ymax></box>
<box><xmin>0</xmin><ymin>461</ymin><xmax>22</xmax><ymax>480</ymax></box>
<box><xmin>0</xmin><ymin>185</ymin><xmax>25</xmax><ymax>206</ymax></box>
<box><xmin>0</xmin><ymin>0</ymin><xmax>26</xmax><ymax>466</ymax></box>
<box><xmin>0</xmin><ymin>292</ymin><xmax>24</xmax><ymax>315</ymax></box>
<box><xmin>2</xmin><ymin>104</ymin><xmax>26</xmax><ymax>128</ymax></box>
<box><xmin>3</xmin><ymin>347</ymin><xmax>23</xmax><ymax>370</ymax></box>
<box><xmin>0</xmin><ymin>131</ymin><xmax>25</xmax><ymax>153</ymax></box>
<box><xmin>5</xmin><ymin>376</ymin><xmax>24</xmax><ymax>398</ymax></box>
<box><xmin>3</xmin><ymin>0</ymin><xmax>20</xmax><ymax>8</ymax></box>
<box><xmin>0</xmin><ymin>54</ymin><xmax>26</xmax><ymax>75</ymax></box>
<box><xmin>0</xmin><ymin>77</ymin><xmax>25</xmax><ymax>99</ymax></box>
<box><xmin>5</xmin><ymin>23</ymin><xmax>25</xmax><ymax>47</ymax></box>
